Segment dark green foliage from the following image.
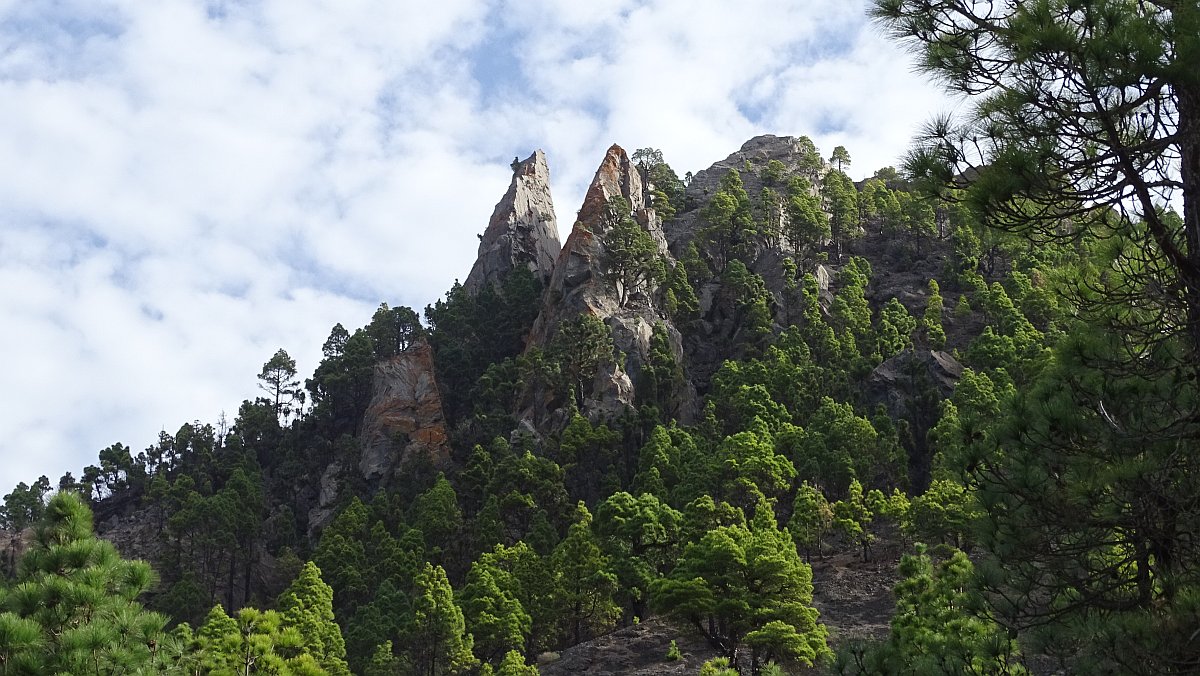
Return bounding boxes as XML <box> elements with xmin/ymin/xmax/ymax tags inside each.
<box><xmin>366</xmin><ymin>303</ymin><xmax>425</xmax><ymax>359</ymax></box>
<box><xmin>599</xmin><ymin>196</ymin><xmax>665</xmax><ymax>307</ymax></box>
<box><xmin>594</xmin><ymin>491</ymin><xmax>682</xmax><ymax>622</ymax></box>
<box><xmin>425</xmin><ymin>269</ymin><xmax>543</xmax><ymax>425</ymax></box>
<box><xmin>458</xmin><ymin>551</ymin><xmax>531</xmax><ymax>665</ymax></box>
<box><xmin>546</xmin><ymin>315</ymin><xmax>614</xmax><ymax>409</ymax></box>
<box><xmin>864</xmin><ymin>7</ymin><xmax>1200</xmax><ymax>666</ymax></box>
<box><xmin>405</xmin><ymin>563</ymin><xmax>476</xmax><ymax>676</ymax></box>
<box><xmin>638</xmin><ymin>323</ymin><xmax>684</xmax><ymax>420</ymax></box>
<box><xmin>550</xmin><ymin>503</ymin><xmax>619</xmax><ymax>646</ymax></box>
<box><xmin>663</xmin><ymin>259</ymin><xmax>700</xmax><ymax>326</ymax></box>
<box><xmin>837</xmin><ymin>545</ymin><xmax>1025</xmax><ymax>675</ymax></box>
<box><xmin>721</xmin><ymin>261</ymin><xmax>773</xmax><ymax>353</ymax></box>
<box><xmin>920</xmin><ymin>280</ymin><xmax>945</xmax><ymax>349</ymax></box>
<box><xmin>633</xmin><ymin>148</ymin><xmax>685</xmax><ymax>219</ymax></box>
<box><xmin>832</xmin><ymin>479</ymin><xmax>875</xmax><ymax>562</ymax></box>
<box><xmin>784</xmin><ymin>176</ymin><xmax>829</xmax><ymax>259</ymax></box>
<box><xmin>555</xmin><ymin>414</ymin><xmax>620</xmax><ymax>503</ymax></box>
<box><xmin>821</xmin><ymin>170</ymin><xmax>858</xmax><ymax>263</ymax></box>
<box><xmin>259</xmin><ymin>348</ymin><xmax>302</xmax><ymax>422</ymax></box>
<box><xmin>876</xmin><ymin>298</ymin><xmax>916</xmax><ymax>360</ymax></box>
<box><xmin>699</xmin><ymin>170</ymin><xmax>755</xmax><ymax>272</ymax></box>
<box><xmin>904</xmin><ymin>479</ymin><xmax>977</xmax><ymax>550</ymax></box>
<box><xmin>829</xmin><ymin>257</ymin><xmax>875</xmax><ymax>364</ymax></box>
<box><xmin>714</xmin><ymin>427</ymin><xmax>796</xmax><ymax>512</ymax></box>
<box><xmin>652</xmin><ymin>502</ymin><xmax>830</xmax><ymax>671</ymax></box>
<box><xmin>788</xmin><ymin>482</ymin><xmax>833</xmax><ymax>561</ymax></box>
<box><xmin>278</xmin><ymin>562</ymin><xmax>350</xmax><ymax>674</ymax></box>
<box><xmin>829</xmin><ymin>145</ymin><xmax>850</xmax><ymax>172</ymax></box>
<box><xmin>486</xmin><ymin>444</ymin><xmax>571</xmax><ymax>547</ymax></box>
<box><xmin>306</xmin><ymin>325</ymin><xmax>377</xmax><ymax>437</ymax></box>
<box><xmin>410</xmin><ymin>474</ymin><xmax>464</xmax><ymax>563</ymax></box>
<box><xmin>1</xmin><ymin>476</ymin><xmax>50</xmax><ymax>575</ymax></box>
<box><xmin>762</xmin><ymin>159</ymin><xmax>787</xmax><ymax>186</ymax></box>
<box><xmin>972</xmin><ymin>327</ymin><xmax>1200</xmax><ymax>673</ymax></box>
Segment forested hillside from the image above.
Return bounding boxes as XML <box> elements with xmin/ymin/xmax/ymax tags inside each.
<box><xmin>2</xmin><ymin>2</ymin><xmax>1198</xmax><ymax>674</ymax></box>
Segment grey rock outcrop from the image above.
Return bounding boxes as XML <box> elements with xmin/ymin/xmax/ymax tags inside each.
<box><xmin>306</xmin><ymin>460</ymin><xmax>344</xmax><ymax>535</ymax></box>
<box><xmin>464</xmin><ymin>150</ymin><xmax>561</xmax><ymax>294</ymax></box>
<box><xmin>666</xmin><ymin>134</ymin><xmax>825</xmax><ymax>251</ymax></box>
<box><xmin>358</xmin><ymin>341</ymin><xmax>451</xmax><ymax>484</ymax></box>
<box><xmin>519</xmin><ymin>144</ymin><xmax>694</xmax><ymax>432</ymax></box>
<box><xmin>868</xmin><ymin>349</ymin><xmax>963</xmax><ymax>406</ymax></box>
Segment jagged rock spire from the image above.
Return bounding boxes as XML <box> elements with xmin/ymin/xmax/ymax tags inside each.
<box><xmin>518</xmin><ymin>144</ymin><xmax>693</xmax><ymax>434</ymax></box>
<box><xmin>464</xmin><ymin>150</ymin><xmax>560</xmax><ymax>294</ymax></box>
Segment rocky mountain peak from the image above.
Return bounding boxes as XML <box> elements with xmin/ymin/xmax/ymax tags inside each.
<box><xmin>679</xmin><ymin>134</ymin><xmax>825</xmax><ymax>202</ymax></box>
<box><xmin>517</xmin><ymin>143</ymin><xmax>689</xmax><ymax>435</ymax></box>
<box><xmin>463</xmin><ymin>149</ymin><xmax>560</xmax><ymax>295</ymax></box>
<box><xmin>576</xmin><ymin>144</ymin><xmax>647</xmax><ymax>227</ymax></box>
<box><xmin>543</xmin><ymin>144</ymin><xmax>666</xmax><ymax>303</ymax></box>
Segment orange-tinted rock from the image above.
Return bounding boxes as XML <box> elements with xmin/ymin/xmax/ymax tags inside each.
<box><xmin>358</xmin><ymin>341</ymin><xmax>451</xmax><ymax>483</ymax></box>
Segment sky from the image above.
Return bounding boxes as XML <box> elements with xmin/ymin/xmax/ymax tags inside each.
<box><xmin>0</xmin><ymin>0</ymin><xmax>955</xmax><ymax>493</ymax></box>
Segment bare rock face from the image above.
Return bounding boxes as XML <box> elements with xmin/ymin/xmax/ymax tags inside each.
<box><xmin>464</xmin><ymin>150</ymin><xmax>561</xmax><ymax>294</ymax></box>
<box><xmin>529</xmin><ymin>144</ymin><xmax>666</xmax><ymax>339</ymax></box>
<box><xmin>666</xmin><ymin>134</ymin><xmax>826</xmax><ymax>250</ymax></box>
<box><xmin>520</xmin><ymin>144</ymin><xmax>693</xmax><ymax>432</ymax></box>
<box><xmin>868</xmin><ymin>348</ymin><xmax>963</xmax><ymax>406</ymax></box>
<box><xmin>306</xmin><ymin>460</ymin><xmax>344</xmax><ymax>536</ymax></box>
<box><xmin>358</xmin><ymin>341</ymin><xmax>451</xmax><ymax>484</ymax></box>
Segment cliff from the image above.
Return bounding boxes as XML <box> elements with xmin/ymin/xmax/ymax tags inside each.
<box><xmin>463</xmin><ymin>150</ymin><xmax>561</xmax><ymax>294</ymax></box>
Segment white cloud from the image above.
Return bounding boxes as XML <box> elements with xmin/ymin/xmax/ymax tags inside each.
<box><xmin>0</xmin><ymin>0</ymin><xmax>951</xmax><ymax>491</ymax></box>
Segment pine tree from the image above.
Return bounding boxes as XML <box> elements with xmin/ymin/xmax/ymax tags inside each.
<box><xmin>490</xmin><ymin>649</ymin><xmax>538</xmax><ymax>676</ymax></box>
<box><xmin>408</xmin><ymin>563</ymin><xmax>476</xmax><ymax>676</ymax></box>
<box><xmin>877</xmin><ymin>298</ymin><xmax>917</xmax><ymax>359</ymax></box>
<box><xmin>410</xmin><ymin>474</ymin><xmax>464</xmax><ymax>561</ymax></box>
<box><xmin>700</xmin><ymin>170</ymin><xmax>755</xmax><ymax>272</ymax></box>
<box><xmin>921</xmin><ymin>280</ymin><xmax>946</xmax><ymax>350</ymax></box>
<box><xmin>838</xmin><ymin>545</ymin><xmax>1025</xmax><ymax>675</ymax></box>
<box><xmin>594</xmin><ymin>492</ymin><xmax>683</xmax><ymax>622</ymax></box>
<box><xmin>2</xmin><ymin>492</ymin><xmax>174</xmax><ymax>674</ymax></box>
<box><xmin>820</xmin><ymin>170</ymin><xmax>859</xmax><ymax>263</ymax></box>
<box><xmin>551</xmin><ymin>503</ymin><xmax>619</xmax><ymax>646</ymax></box>
<box><xmin>258</xmin><ymin>348</ymin><xmax>301</xmax><ymax>421</ymax></box>
<box><xmin>599</xmin><ymin>196</ymin><xmax>665</xmax><ymax>307</ymax></box>
<box><xmin>458</xmin><ymin>559</ymin><xmax>530</xmax><ymax>665</ymax></box>
<box><xmin>197</xmin><ymin>604</ymin><xmax>324</xmax><ymax>674</ymax></box>
<box><xmin>788</xmin><ymin>482</ymin><xmax>832</xmax><ymax>561</ymax></box>
<box><xmin>833</xmin><ymin>479</ymin><xmax>875</xmax><ymax>562</ymax></box>
<box><xmin>278</xmin><ymin>562</ymin><xmax>351</xmax><ymax>675</ymax></box>
<box><xmin>653</xmin><ymin>501</ymin><xmax>829</xmax><ymax>671</ymax></box>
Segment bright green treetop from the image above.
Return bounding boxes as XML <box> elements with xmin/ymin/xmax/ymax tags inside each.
<box><xmin>2</xmin><ymin>491</ymin><xmax>176</xmax><ymax>674</ymax></box>
<box><xmin>653</xmin><ymin>501</ymin><xmax>829</xmax><ymax>671</ymax></box>
<box><xmin>278</xmin><ymin>562</ymin><xmax>350</xmax><ymax>675</ymax></box>
<box><xmin>408</xmin><ymin>563</ymin><xmax>476</xmax><ymax>676</ymax></box>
